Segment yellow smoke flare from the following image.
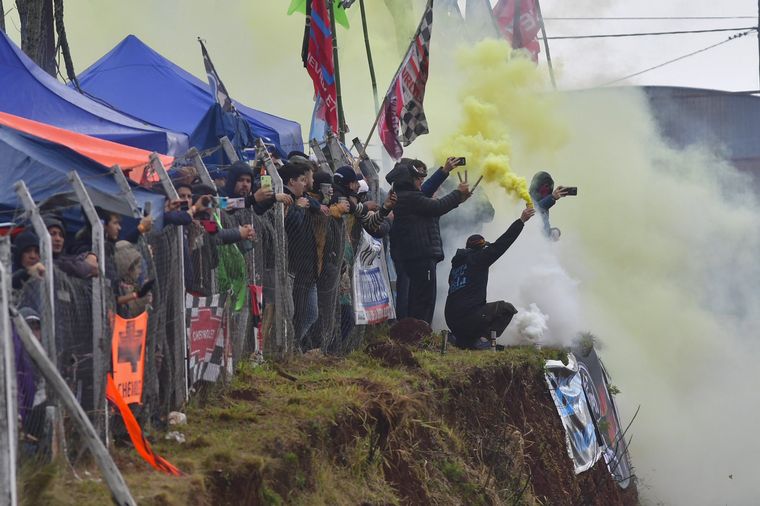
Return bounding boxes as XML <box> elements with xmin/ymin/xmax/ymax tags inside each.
<box><xmin>435</xmin><ymin>39</ymin><xmax>568</xmax><ymax>205</ymax></box>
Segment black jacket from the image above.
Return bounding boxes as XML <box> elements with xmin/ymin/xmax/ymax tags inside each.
<box><xmin>390</xmin><ymin>180</ymin><xmax>462</xmax><ymax>263</ymax></box>
<box><xmin>284</xmin><ymin>187</ymin><xmax>318</xmax><ymax>283</ymax></box>
<box><xmin>444</xmin><ymin>219</ymin><xmax>524</xmax><ymax>318</ymax></box>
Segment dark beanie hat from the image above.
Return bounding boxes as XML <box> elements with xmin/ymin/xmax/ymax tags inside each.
<box><xmin>466</xmin><ymin>234</ymin><xmax>487</xmax><ymax>249</ymax></box>
<box><xmin>334</xmin><ymin>166</ymin><xmax>357</xmax><ymax>185</ymax></box>
<box><xmin>287</xmin><ymin>150</ymin><xmax>309</xmax><ymax>160</ymax></box>
<box><xmin>314</xmin><ymin>171</ymin><xmax>333</xmax><ymax>187</ymax></box>
<box><xmin>192</xmin><ymin>183</ymin><xmax>217</xmax><ymax>197</ymax></box>
<box><xmin>13</xmin><ymin>230</ymin><xmax>39</xmax><ymax>266</ymax></box>
<box><xmin>278</xmin><ymin>163</ymin><xmax>307</xmax><ymax>185</ymax></box>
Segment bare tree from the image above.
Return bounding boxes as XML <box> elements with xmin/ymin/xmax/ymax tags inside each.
<box><xmin>16</xmin><ymin>0</ymin><xmax>56</xmax><ymax>76</ymax></box>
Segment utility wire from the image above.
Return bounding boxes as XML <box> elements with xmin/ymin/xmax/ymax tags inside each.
<box><xmin>545</xmin><ymin>16</ymin><xmax>756</xmax><ymax>21</ymax></box>
<box><xmin>600</xmin><ymin>29</ymin><xmax>756</xmax><ymax>87</ymax></box>
<box><xmin>548</xmin><ymin>26</ymin><xmax>756</xmax><ymax>40</ymax></box>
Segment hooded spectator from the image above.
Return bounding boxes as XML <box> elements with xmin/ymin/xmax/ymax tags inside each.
<box><xmin>43</xmin><ymin>215</ymin><xmax>98</xmax><ymax>279</ymax></box>
<box><xmin>529</xmin><ymin>171</ymin><xmax>569</xmax><ymax>239</ymax></box>
<box><xmin>114</xmin><ymin>240</ymin><xmax>153</xmax><ymax>318</ymax></box>
<box><xmin>388</xmin><ymin>158</ymin><xmax>471</xmax><ymax>324</ymax></box>
<box><xmin>445</xmin><ymin>206</ymin><xmax>535</xmax><ymax>349</ymax></box>
<box><xmin>12</xmin><ymin>230</ymin><xmax>44</xmax><ymax>290</ymax></box>
<box><xmin>224</xmin><ymin>160</ymin><xmax>291</xmax><ymax>214</ymax></box>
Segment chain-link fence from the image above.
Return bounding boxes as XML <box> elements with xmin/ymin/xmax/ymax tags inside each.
<box><xmin>0</xmin><ymin>135</ymin><xmax>401</xmax><ymax>503</ymax></box>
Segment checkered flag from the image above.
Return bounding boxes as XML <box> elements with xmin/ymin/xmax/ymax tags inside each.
<box><xmin>378</xmin><ymin>0</ymin><xmax>434</xmax><ymax>159</ymax></box>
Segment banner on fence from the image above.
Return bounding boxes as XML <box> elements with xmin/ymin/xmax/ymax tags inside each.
<box><xmin>573</xmin><ymin>344</ymin><xmax>633</xmax><ymax>488</ymax></box>
<box><xmin>545</xmin><ymin>353</ymin><xmax>603</xmax><ymax>474</ymax></box>
<box><xmin>186</xmin><ymin>293</ymin><xmax>231</xmax><ymax>386</ymax></box>
<box><xmin>353</xmin><ymin>231</ymin><xmax>396</xmax><ymax>325</ymax></box>
<box><xmin>111</xmin><ymin>311</ymin><xmax>148</xmax><ymax>404</ymax></box>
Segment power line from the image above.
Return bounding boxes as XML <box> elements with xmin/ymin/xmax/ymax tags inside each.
<box><xmin>548</xmin><ymin>26</ymin><xmax>756</xmax><ymax>40</ymax></box>
<box><xmin>599</xmin><ymin>29</ymin><xmax>756</xmax><ymax>87</ymax></box>
<box><xmin>545</xmin><ymin>16</ymin><xmax>756</xmax><ymax>21</ymax></box>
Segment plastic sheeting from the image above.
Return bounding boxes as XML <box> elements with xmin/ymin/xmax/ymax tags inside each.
<box><xmin>0</xmin><ymin>31</ymin><xmax>187</xmax><ymax>156</ymax></box>
<box><xmin>76</xmin><ymin>35</ymin><xmax>303</xmax><ymax>156</ymax></box>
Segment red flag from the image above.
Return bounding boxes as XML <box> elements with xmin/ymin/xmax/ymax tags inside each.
<box><xmin>106</xmin><ymin>374</ymin><xmax>182</xmax><ymax>476</ymax></box>
<box><xmin>304</xmin><ymin>0</ymin><xmax>338</xmax><ymax>134</ymax></box>
<box><xmin>377</xmin><ymin>0</ymin><xmax>434</xmax><ymax>160</ymax></box>
<box><xmin>493</xmin><ymin>0</ymin><xmax>541</xmax><ymax>62</ymax></box>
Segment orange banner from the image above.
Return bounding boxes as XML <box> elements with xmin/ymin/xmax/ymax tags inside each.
<box><xmin>106</xmin><ymin>374</ymin><xmax>182</xmax><ymax>476</ymax></box>
<box><xmin>111</xmin><ymin>311</ymin><xmax>148</xmax><ymax>404</ymax></box>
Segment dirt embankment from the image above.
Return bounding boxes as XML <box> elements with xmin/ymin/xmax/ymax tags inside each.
<box><xmin>33</xmin><ymin>324</ymin><xmax>638</xmax><ymax>505</ymax></box>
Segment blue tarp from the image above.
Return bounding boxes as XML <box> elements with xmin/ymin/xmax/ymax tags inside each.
<box><xmin>0</xmin><ymin>31</ymin><xmax>188</xmax><ymax>156</ymax></box>
<box><xmin>189</xmin><ymin>103</ymin><xmax>254</xmax><ymax>165</ymax></box>
<box><xmin>0</xmin><ymin>124</ymin><xmax>165</xmax><ymax>225</ymax></box>
<box><xmin>76</xmin><ymin>35</ymin><xmax>303</xmax><ymax>157</ymax></box>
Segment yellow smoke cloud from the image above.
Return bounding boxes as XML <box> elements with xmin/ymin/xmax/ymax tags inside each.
<box><xmin>434</xmin><ymin>39</ymin><xmax>568</xmax><ymax>205</ymax></box>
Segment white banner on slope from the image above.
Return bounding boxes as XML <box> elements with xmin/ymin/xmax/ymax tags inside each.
<box><xmin>353</xmin><ymin>231</ymin><xmax>396</xmax><ymax>325</ymax></box>
<box><xmin>545</xmin><ymin>353</ymin><xmax>603</xmax><ymax>474</ymax></box>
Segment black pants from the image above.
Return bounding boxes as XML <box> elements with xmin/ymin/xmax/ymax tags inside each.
<box><xmin>403</xmin><ymin>258</ymin><xmax>438</xmax><ymax>324</ymax></box>
<box><xmin>446</xmin><ymin>301</ymin><xmax>518</xmax><ymax>349</ymax></box>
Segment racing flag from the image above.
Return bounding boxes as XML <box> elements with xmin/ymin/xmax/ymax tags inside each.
<box><xmin>199</xmin><ymin>38</ymin><xmax>234</xmax><ymax>112</ymax></box>
<box><xmin>377</xmin><ymin>0</ymin><xmax>434</xmax><ymax>160</ymax></box>
<box><xmin>303</xmin><ymin>0</ymin><xmax>339</xmax><ymax>134</ymax></box>
<box><xmin>493</xmin><ymin>0</ymin><xmax>541</xmax><ymax>61</ymax></box>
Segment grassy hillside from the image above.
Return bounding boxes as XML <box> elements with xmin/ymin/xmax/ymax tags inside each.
<box><xmin>21</xmin><ymin>329</ymin><xmax>638</xmax><ymax>505</ymax></box>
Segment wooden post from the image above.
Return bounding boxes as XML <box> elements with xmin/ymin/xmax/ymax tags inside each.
<box><xmin>11</xmin><ymin>308</ymin><xmax>136</xmax><ymax>506</ymax></box>
<box><xmin>68</xmin><ymin>172</ymin><xmax>109</xmax><ymax>441</ymax></box>
<box><xmin>0</xmin><ymin>236</ymin><xmax>18</xmax><ymax>506</ymax></box>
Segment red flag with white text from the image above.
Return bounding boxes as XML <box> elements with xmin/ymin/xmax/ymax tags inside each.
<box><xmin>304</xmin><ymin>0</ymin><xmax>339</xmax><ymax>134</ymax></box>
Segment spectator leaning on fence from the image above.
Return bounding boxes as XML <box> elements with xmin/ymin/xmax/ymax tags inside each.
<box><xmin>43</xmin><ymin>215</ymin><xmax>99</xmax><ymax>279</ymax></box>
<box><xmin>388</xmin><ymin>158</ymin><xmax>471</xmax><ymax>325</ymax></box>
<box><xmin>224</xmin><ymin>160</ymin><xmax>292</xmax><ymax>214</ymax></box>
<box><xmin>280</xmin><ymin>162</ymin><xmax>321</xmax><ymax>349</ymax></box>
<box><xmin>12</xmin><ymin>229</ymin><xmax>44</xmax><ymax>290</ymax></box>
<box><xmin>114</xmin><ymin>240</ymin><xmax>154</xmax><ymax>318</ymax></box>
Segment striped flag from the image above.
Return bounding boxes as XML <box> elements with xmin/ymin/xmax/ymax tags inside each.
<box><xmin>378</xmin><ymin>0</ymin><xmax>434</xmax><ymax>160</ymax></box>
<box><xmin>198</xmin><ymin>38</ymin><xmax>234</xmax><ymax>112</ymax></box>
<box><xmin>303</xmin><ymin>0</ymin><xmax>339</xmax><ymax>134</ymax></box>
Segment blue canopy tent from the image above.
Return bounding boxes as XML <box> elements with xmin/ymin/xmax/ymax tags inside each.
<box><xmin>0</xmin><ymin>31</ymin><xmax>188</xmax><ymax>156</ymax></box>
<box><xmin>75</xmin><ymin>35</ymin><xmax>303</xmax><ymax>157</ymax></box>
<box><xmin>189</xmin><ymin>103</ymin><xmax>254</xmax><ymax>165</ymax></box>
<box><xmin>0</xmin><ymin>124</ymin><xmax>165</xmax><ymax>228</ymax></box>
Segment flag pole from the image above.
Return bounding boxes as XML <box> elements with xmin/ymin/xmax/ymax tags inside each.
<box><xmin>359</xmin><ymin>0</ymin><xmax>380</xmax><ymax>114</ymax></box>
<box><xmin>512</xmin><ymin>0</ymin><xmax>523</xmax><ymax>49</ymax></box>
<box><xmin>329</xmin><ymin>1</ymin><xmax>347</xmax><ymax>143</ymax></box>
<box><xmin>534</xmin><ymin>0</ymin><xmax>557</xmax><ymax>89</ymax></box>
<box><xmin>363</xmin><ymin>0</ymin><xmax>433</xmax><ymax>149</ymax></box>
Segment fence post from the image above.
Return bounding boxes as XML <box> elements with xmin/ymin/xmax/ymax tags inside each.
<box><xmin>352</xmin><ymin>137</ymin><xmax>381</xmax><ymax>203</ymax></box>
<box><xmin>111</xmin><ymin>165</ymin><xmax>142</xmax><ymax>219</ymax></box>
<box><xmin>14</xmin><ymin>181</ymin><xmax>66</xmax><ymax>456</ymax></box>
<box><xmin>185</xmin><ymin>148</ymin><xmax>216</xmax><ymax>189</ymax></box>
<box><xmin>309</xmin><ymin>139</ymin><xmax>334</xmax><ymax>173</ymax></box>
<box><xmin>11</xmin><ymin>308</ymin><xmax>136</xmax><ymax>506</ymax></box>
<box><xmin>68</xmin><ymin>171</ymin><xmax>109</xmax><ymax>441</ymax></box>
<box><xmin>219</xmin><ymin>136</ymin><xmax>240</xmax><ymax>163</ymax></box>
<box><xmin>256</xmin><ymin>138</ymin><xmax>291</xmax><ymax>357</ymax></box>
<box><xmin>326</xmin><ymin>130</ymin><xmax>352</xmax><ymax>167</ymax></box>
<box><xmin>0</xmin><ymin>236</ymin><xmax>18</xmax><ymax>506</ymax></box>
<box><xmin>14</xmin><ymin>182</ymin><xmax>56</xmax><ymax>361</ymax></box>
<box><xmin>149</xmin><ymin>153</ymin><xmax>189</xmax><ymax>403</ymax></box>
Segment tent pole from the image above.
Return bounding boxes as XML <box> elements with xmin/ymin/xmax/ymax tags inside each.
<box><xmin>534</xmin><ymin>0</ymin><xmax>556</xmax><ymax>89</ymax></box>
<box><xmin>329</xmin><ymin>1</ymin><xmax>347</xmax><ymax>143</ymax></box>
